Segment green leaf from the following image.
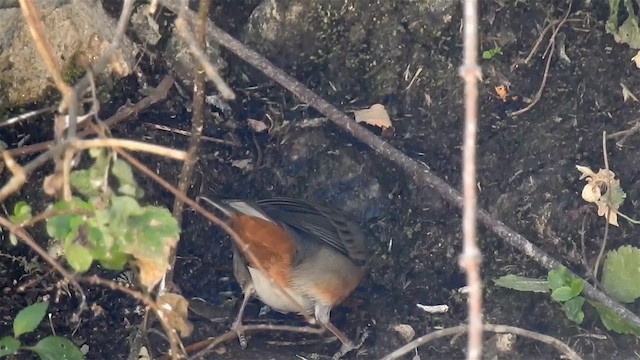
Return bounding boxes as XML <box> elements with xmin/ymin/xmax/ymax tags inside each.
<box><xmin>10</xmin><ymin>201</ymin><xmax>32</xmax><ymax>224</ymax></box>
<box><xmin>25</xmin><ymin>336</ymin><xmax>84</xmax><ymax>360</ymax></box>
<box><xmin>70</xmin><ymin>169</ymin><xmax>99</xmax><ymax>198</ymax></box>
<box><xmin>0</xmin><ymin>336</ymin><xmax>20</xmax><ymax>356</ymax></box>
<box><xmin>606</xmin><ymin>184</ymin><xmax>626</xmax><ymax>209</ymax></box>
<box><xmin>562</xmin><ymin>296</ymin><xmax>585</xmax><ymax>324</ymax></box>
<box><xmin>590</xmin><ymin>300</ymin><xmax>640</xmax><ymax>336</ymax></box>
<box><xmin>493</xmin><ymin>275</ymin><xmax>549</xmax><ymax>293</ymax></box>
<box><xmin>606</xmin><ymin>0</ymin><xmax>621</xmax><ymax>34</ymax></box>
<box><xmin>64</xmin><ymin>243</ymin><xmax>93</xmax><ymax>273</ymax></box>
<box><xmin>97</xmin><ymin>251</ymin><xmax>128</xmax><ymax>270</ymax></box>
<box><xmin>14</xmin><ymin>302</ymin><xmax>48</xmax><ymax>337</ymax></box>
<box><xmin>548</xmin><ymin>266</ymin><xmax>571</xmax><ymax>290</ymax></box>
<box><xmin>601</xmin><ymin>245</ymin><xmax>640</xmax><ymax>303</ymax></box>
<box><xmin>88</xmin><ymin>147</ymin><xmax>104</xmax><ymax>158</ymax></box>
<box><xmin>46</xmin><ymin>198</ymin><xmax>93</xmax><ymax>241</ymax></box>
<box><xmin>112</xmin><ymin>159</ymin><xmax>143</xmax><ymax>198</ymax></box>
<box><xmin>125</xmin><ymin>206</ymin><xmax>180</xmax><ymax>254</ymax></box>
<box><xmin>568</xmin><ymin>278</ymin><xmax>584</xmax><ymax>298</ymax></box>
<box><xmin>551</xmin><ymin>286</ymin><xmax>575</xmax><ymax>302</ymax></box>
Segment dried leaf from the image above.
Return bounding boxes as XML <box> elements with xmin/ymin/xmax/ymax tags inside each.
<box><xmin>581</xmin><ymin>183</ymin><xmax>601</xmax><ymax>203</ymax></box>
<box><xmin>248</xmin><ymin>119</ymin><xmax>268</xmax><ymax>133</ymax></box>
<box><xmin>392</xmin><ymin>324</ymin><xmax>415</xmax><ymax>343</ymax></box>
<box><xmin>135</xmin><ymin>257</ymin><xmax>169</xmax><ymax>291</ymax></box>
<box><xmin>231</xmin><ymin>159</ymin><xmax>252</xmax><ymax>170</ymax></box>
<box><xmin>157</xmin><ymin>293</ymin><xmax>193</xmax><ymax>337</ymax></box>
<box><xmin>576</xmin><ymin>164</ymin><xmax>625</xmax><ymax>226</ymax></box>
<box><xmin>632</xmin><ymin>51</ymin><xmax>640</xmax><ymax>69</ymax></box>
<box><xmin>354</xmin><ymin>104</ymin><xmax>392</xmax><ymax>129</ymax></box>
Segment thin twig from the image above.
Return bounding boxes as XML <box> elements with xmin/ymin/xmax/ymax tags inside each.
<box><xmin>3</xmin><ymin>77</ymin><xmax>175</xmax><ymax>159</ymax></box>
<box><xmin>174</xmin><ymin>18</ymin><xmax>235</xmax><ymax>100</ymax></box>
<box><xmin>460</xmin><ymin>0</ymin><xmax>483</xmax><ymax>359</ymax></box>
<box><xmin>61</xmin><ymin>0</ymin><xmax>136</xmax><ymax>112</ymax></box>
<box><xmin>593</xmin><ymin>131</ymin><xmax>611</xmax><ymax>283</ymax></box>
<box><xmin>0</xmin><ymin>216</ymin><xmax>87</xmax><ymax>319</ymax></box>
<box><xmin>18</xmin><ymin>0</ymin><xmax>71</xmax><ymax>99</ymax></box>
<box><xmin>187</xmin><ymin>324</ymin><xmax>326</xmax><ymax>359</ymax></box>
<box><xmin>70</xmin><ymin>138</ymin><xmax>187</xmax><ymax>160</ymax></box>
<box><xmin>164</xmin><ymin>0</ymin><xmax>210</xmax><ymax>293</ymax></box>
<box><xmin>578</xmin><ymin>213</ymin><xmax>593</xmax><ymax>281</ymax></box>
<box><xmin>380</xmin><ymin>324</ymin><xmax>582</xmax><ymax>360</ymax></box>
<box><xmin>79</xmin><ymin>275</ymin><xmax>186</xmax><ymax>359</ymax></box>
<box><xmin>0</xmin><ymin>106</ymin><xmax>57</xmax><ymax>128</ymax></box>
<box><xmin>143</xmin><ymin>123</ymin><xmax>239</xmax><ymax>146</ymax></box>
<box><xmin>511</xmin><ymin>1</ymin><xmax>573</xmax><ymax>116</ymax></box>
<box><xmin>607</xmin><ymin>119</ymin><xmax>640</xmax><ymax>146</ymax></box>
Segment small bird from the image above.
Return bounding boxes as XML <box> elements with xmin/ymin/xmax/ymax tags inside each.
<box><xmin>199</xmin><ymin>197</ymin><xmax>370</xmax><ymax>359</ymax></box>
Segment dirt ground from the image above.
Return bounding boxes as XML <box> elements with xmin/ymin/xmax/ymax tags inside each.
<box><xmin>2</xmin><ymin>0</ymin><xmax>640</xmax><ymax>359</ymax></box>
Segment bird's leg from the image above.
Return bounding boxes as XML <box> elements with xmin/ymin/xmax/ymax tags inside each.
<box><xmin>314</xmin><ymin>304</ymin><xmax>367</xmax><ymax>360</ymax></box>
<box><xmin>231</xmin><ymin>284</ymin><xmax>254</xmax><ymax>348</ymax></box>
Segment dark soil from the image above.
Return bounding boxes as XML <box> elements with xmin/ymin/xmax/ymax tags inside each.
<box><xmin>2</xmin><ymin>0</ymin><xmax>640</xmax><ymax>359</ymax></box>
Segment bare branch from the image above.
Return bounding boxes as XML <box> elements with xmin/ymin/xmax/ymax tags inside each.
<box><xmin>459</xmin><ymin>0</ymin><xmax>483</xmax><ymax>358</ymax></box>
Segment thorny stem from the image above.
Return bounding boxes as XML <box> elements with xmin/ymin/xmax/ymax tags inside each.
<box><xmin>460</xmin><ymin>1</ymin><xmax>483</xmax><ymax>359</ymax></box>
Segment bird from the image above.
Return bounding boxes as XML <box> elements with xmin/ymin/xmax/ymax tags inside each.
<box><xmin>198</xmin><ymin>196</ymin><xmax>370</xmax><ymax>359</ymax></box>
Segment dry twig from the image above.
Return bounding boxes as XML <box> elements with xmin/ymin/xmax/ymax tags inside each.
<box><xmin>380</xmin><ymin>324</ymin><xmax>582</xmax><ymax>360</ymax></box>
<box><xmin>511</xmin><ymin>1</ymin><xmax>573</xmax><ymax>116</ymax></box>
<box><xmin>164</xmin><ymin>0</ymin><xmax>210</xmax><ymax>292</ymax></box>
<box><xmin>3</xmin><ymin>77</ymin><xmax>175</xmax><ymax>158</ymax></box>
<box><xmin>460</xmin><ymin>0</ymin><xmax>483</xmax><ymax>358</ymax></box>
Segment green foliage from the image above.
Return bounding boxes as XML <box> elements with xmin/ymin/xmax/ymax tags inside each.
<box><xmin>590</xmin><ymin>301</ymin><xmax>640</xmax><ymax>336</ymax></box>
<box><xmin>495</xmin><ymin>262</ymin><xmax>640</xmax><ymax>337</ymax></box>
<box><xmin>607</xmin><ymin>0</ymin><xmax>640</xmax><ymax>49</ymax></box>
<box><xmin>1</xmin><ymin>302</ymin><xmax>83</xmax><ymax>359</ymax></box>
<box><xmin>46</xmin><ymin>149</ymin><xmax>179</xmax><ymax>290</ymax></box>
<box><xmin>13</xmin><ymin>301</ymin><xmax>48</xmax><ymax>337</ymax></box>
<box><xmin>482</xmin><ymin>46</ymin><xmax>502</xmax><ymax>60</ymax></box>
<box><xmin>493</xmin><ymin>274</ymin><xmax>548</xmax><ymax>293</ymax></box>
<box><xmin>24</xmin><ymin>337</ymin><xmax>83</xmax><ymax>360</ymax></box>
<box><xmin>8</xmin><ymin>201</ymin><xmax>32</xmax><ymax>245</ymax></box>
<box><xmin>601</xmin><ymin>245</ymin><xmax>640</xmax><ymax>303</ymax></box>
<box><xmin>547</xmin><ymin>266</ymin><xmax>585</xmax><ymax>324</ymax></box>
<box><xmin>494</xmin><ymin>266</ymin><xmax>585</xmax><ymax>324</ymax></box>
<box><xmin>0</xmin><ymin>336</ymin><xmax>20</xmax><ymax>357</ymax></box>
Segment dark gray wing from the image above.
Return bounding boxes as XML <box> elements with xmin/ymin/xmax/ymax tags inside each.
<box><xmin>256</xmin><ymin>198</ymin><xmax>369</xmax><ymax>265</ymax></box>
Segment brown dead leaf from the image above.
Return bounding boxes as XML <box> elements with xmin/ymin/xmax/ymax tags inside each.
<box><xmin>248</xmin><ymin>119</ymin><xmax>269</xmax><ymax>133</ymax></box>
<box><xmin>135</xmin><ymin>257</ymin><xmax>168</xmax><ymax>291</ymax></box>
<box><xmin>632</xmin><ymin>51</ymin><xmax>640</xmax><ymax>69</ymax></box>
<box><xmin>576</xmin><ymin>165</ymin><xmax>623</xmax><ymax>227</ymax></box>
<box><xmin>354</xmin><ymin>104</ymin><xmax>393</xmax><ymax>129</ymax></box>
<box><xmin>43</xmin><ymin>172</ymin><xmax>64</xmax><ymax>196</ymax></box>
<box><xmin>157</xmin><ymin>293</ymin><xmax>193</xmax><ymax>337</ymax></box>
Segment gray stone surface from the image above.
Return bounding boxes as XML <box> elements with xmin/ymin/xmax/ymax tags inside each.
<box><xmin>0</xmin><ymin>0</ymin><xmax>137</xmax><ymax>108</ymax></box>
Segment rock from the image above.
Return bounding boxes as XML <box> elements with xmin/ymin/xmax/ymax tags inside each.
<box><xmin>243</xmin><ymin>0</ymin><xmax>456</xmax><ymax>98</ymax></box>
<box><xmin>0</xmin><ymin>0</ymin><xmax>137</xmax><ymax>109</ymax></box>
